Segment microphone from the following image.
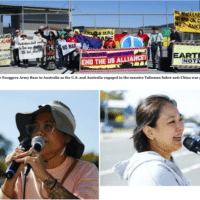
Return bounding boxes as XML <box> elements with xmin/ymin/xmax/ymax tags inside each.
<box><xmin>183</xmin><ymin>135</ymin><xmax>200</xmax><ymax>153</ymax></box>
<box><xmin>5</xmin><ymin>138</ymin><xmax>32</xmax><ymax>179</ymax></box>
<box><xmin>24</xmin><ymin>136</ymin><xmax>45</xmax><ymax>176</ymax></box>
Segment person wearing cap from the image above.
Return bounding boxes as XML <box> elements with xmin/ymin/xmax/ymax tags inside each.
<box><xmin>64</xmin><ymin>26</ymin><xmax>71</xmax><ymax>38</ymax></box>
<box><xmin>20</xmin><ymin>33</ymin><xmax>29</xmax><ymax>68</ymax></box>
<box><xmin>168</xmin><ymin>26</ymin><xmax>182</xmax><ymax>65</ymax></box>
<box><xmin>0</xmin><ymin>100</ymin><xmax>99</xmax><ymax>199</ymax></box>
<box><xmin>92</xmin><ymin>31</ymin><xmax>99</xmax><ymax>39</ymax></box>
<box><xmin>12</xmin><ymin>30</ymin><xmax>22</xmax><ymax>68</ymax></box>
<box><xmin>122</xmin><ymin>30</ymin><xmax>128</xmax><ymax>35</ymax></box>
<box><xmin>149</xmin><ymin>26</ymin><xmax>164</xmax><ymax>69</ymax></box>
<box><xmin>33</xmin><ymin>30</ymin><xmax>46</xmax><ymax>67</ymax></box>
<box><xmin>103</xmin><ymin>34</ymin><xmax>116</xmax><ymax>49</ymax></box>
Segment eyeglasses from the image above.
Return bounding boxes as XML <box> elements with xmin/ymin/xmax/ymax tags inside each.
<box><xmin>26</xmin><ymin>122</ymin><xmax>56</xmax><ymax>136</ymax></box>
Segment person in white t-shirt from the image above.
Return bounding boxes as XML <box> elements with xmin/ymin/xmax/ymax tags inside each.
<box><xmin>33</xmin><ymin>30</ymin><xmax>46</xmax><ymax>67</ymax></box>
<box><xmin>12</xmin><ymin>30</ymin><xmax>22</xmax><ymax>68</ymax></box>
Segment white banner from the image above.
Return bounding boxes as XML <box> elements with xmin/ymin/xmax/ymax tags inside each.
<box><xmin>19</xmin><ymin>40</ymin><xmax>45</xmax><ymax>60</ymax></box>
<box><xmin>60</xmin><ymin>42</ymin><xmax>81</xmax><ymax>56</ymax></box>
<box><xmin>0</xmin><ymin>34</ymin><xmax>11</xmax><ymax>66</ymax></box>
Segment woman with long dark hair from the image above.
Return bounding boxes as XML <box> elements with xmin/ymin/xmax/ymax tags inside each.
<box><xmin>113</xmin><ymin>95</ymin><xmax>190</xmax><ymax>186</ymax></box>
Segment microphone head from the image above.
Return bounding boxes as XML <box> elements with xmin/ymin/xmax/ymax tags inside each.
<box><xmin>20</xmin><ymin>138</ymin><xmax>32</xmax><ymax>151</ymax></box>
<box><xmin>183</xmin><ymin>135</ymin><xmax>200</xmax><ymax>153</ymax></box>
<box><xmin>31</xmin><ymin>136</ymin><xmax>45</xmax><ymax>152</ymax></box>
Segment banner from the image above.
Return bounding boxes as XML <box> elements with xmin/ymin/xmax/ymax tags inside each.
<box><xmin>83</xmin><ymin>29</ymin><xmax>115</xmax><ymax>40</ymax></box>
<box><xmin>172</xmin><ymin>43</ymin><xmax>200</xmax><ymax>67</ymax></box>
<box><xmin>19</xmin><ymin>40</ymin><xmax>44</xmax><ymax>60</ymax></box>
<box><xmin>80</xmin><ymin>47</ymin><xmax>147</xmax><ymax>70</ymax></box>
<box><xmin>60</xmin><ymin>41</ymin><xmax>81</xmax><ymax>55</ymax></box>
<box><xmin>174</xmin><ymin>10</ymin><xmax>200</xmax><ymax>33</ymax></box>
<box><xmin>0</xmin><ymin>34</ymin><xmax>11</xmax><ymax>66</ymax></box>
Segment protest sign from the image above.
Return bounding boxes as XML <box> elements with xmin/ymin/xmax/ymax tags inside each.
<box><xmin>172</xmin><ymin>43</ymin><xmax>200</xmax><ymax>68</ymax></box>
<box><xmin>83</xmin><ymin>29</ymin><xmax>115</xmax><ymax>40</ymax></box>
<box><xmin>80</xmin><ymin>47</ymin><xmax>147</xmax><ymax>70</ymax></box>
<box><xmin>0</xmin><ymin>34</ymin><xmax>11</xmax><ymax>66</ymax></box>
<box><xmin>174</xmin><ymin>9</ymin><xmax>200</xmax><ymax>33</ymax></box>
<box><xmin>46</xmin><ymin>39</ymin><xmax>56</xmax><ymax>70</ymax></box>
<box><xmin>19</xmin><ymin>40</ymin><xmax>44</xmax><ymax>60</ymax></box>
<box><xmin>60</xmin><ymin>41</ymin><xmax>81</xmax><ymax>55</ymax></box>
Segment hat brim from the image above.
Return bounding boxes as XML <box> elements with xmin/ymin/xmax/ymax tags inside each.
<box><xmin>16</xmin><ymin>103</ymin><xmax>85</xmax><ymax>159</ymax></box>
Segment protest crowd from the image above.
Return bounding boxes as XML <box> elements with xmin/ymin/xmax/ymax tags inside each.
<box><xmin>1</xmin><ymin>23</ymin><xmax>182</xmax><ymax>72</ymax></box>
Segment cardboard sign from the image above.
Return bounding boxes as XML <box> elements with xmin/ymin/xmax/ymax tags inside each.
<box><xmin>0</xmin><ymin>34</ymin><xmax>11</xmax><ymax>66</ymax></box>
<box><xmin>80</xmin><ymin>47</ymin><xmax>148</xmax><ymax>70</ymax></box>
<box><xmin>60</xmin><ymin>42</ymin><xmax>81</xmax><ymax>56</ymax></box>
<box><xmin>19</xmin><ymin>40</ymin><xmax>44</xmax><ymax>60</ymax></box>
<box><xmin>172</xmin><ymin>43</ymin><xmax>200</xmax><ymax>67</ymax></box>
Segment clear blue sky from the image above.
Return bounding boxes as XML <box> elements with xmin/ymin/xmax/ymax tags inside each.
<box><xmin>2</xmin><ymin>1</ymin><xmax>200</xmax><ymax>28</ymax></box>
<box><xmin>0</xmin><ymin>90</ymin><xmax>99</xmax><ymax>155</ymax></box>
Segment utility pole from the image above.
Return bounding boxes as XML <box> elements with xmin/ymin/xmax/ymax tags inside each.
<box><xmin>166</xmin><ymin>1</ymin><xmax>168</xmax><ymax>28</ymax></box>
<box><xmin>68</xmin><ymin>0</ymin><xmax>73</xmax><ymax>30</ymax></box>
<box><xmin>22</xmin><ymin>0</ymin><xmax>24</xmax><ymax>32</ymax></box>
<box><xmin>119</xmin><ymin>0</ymin><xmax>121</xmax><ymax>33</ymax></box>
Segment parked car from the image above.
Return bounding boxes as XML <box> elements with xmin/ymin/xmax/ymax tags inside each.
<box><xmin>183</xmin><ymin>122</ymin><xmax>200</xmax><ymax>137</ymax></box>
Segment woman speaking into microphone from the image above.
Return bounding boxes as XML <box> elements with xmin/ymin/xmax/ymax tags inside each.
<box><xmin>0</xmin><ymin>101</ymin><xmax>99</xmax><ymax>199</ymax></box>
<box><xmin>113</xmin><ymin>95</ymin><xmax>191</xmax><ymax>186</ymax></box>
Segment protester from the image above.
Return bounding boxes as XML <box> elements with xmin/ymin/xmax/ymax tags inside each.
<box><xmin>0</xmin><ymin>100</ymin><xmax>99</xmax><ymax>199</ymax></box>
<box><xmin>56</xmin><ymin>34</ymin><xmax>66</xmax><ymax>70</ymax></box>
<box><xmin>66</xmin><ymin>31</ymin><xmax>78</xmax><ymax>69</ymax></box>
<box><xmin>12</xmin><ymin>30</ymin><xmax>22</xmax><ymax>68</ymax></box>
<box><xmin>113</xmin><ymin>95</ymin><xmax>190</xmax><ymax>186</ymax></box>
<box><xmin>168</xmin><ymin>26</ymin><xmax>182</xmax><ymax>64</ymax></box>
<box><xmin>71</xmin><ymin>43</ymin><xmax>82</xmax><ymax>72</ymax></box>
<box><xmin>64</xmin><ymin>26</ymin><xmax>71</xmax><ymax>38</ymax></box>
<box><xmin>136</xmin><ymin>29</ymin><xmax>150</xmax><ymax>59</ymax></box>
<box><xmin>149</xmin><ymin>26</ymin><xmax>164</xmax><ymax>68</ymax></box>
<box><xmin>74</xmin><ymin>29</ymin><xmax>80</xmax><ymax>35</ymax></box>
<box><xmin>33</xmin><ymin>30</ymin><xmax>46</xmax><ymax>67</ymax></box>
<box><xmin>92</xmin><ymin>31</ymin><xmax>99</xmax><ymax>39</ymax></box>
<box><xmin>20</xmin><ymin>33</ymin><xmax>29</xmax><ymax>68</ymax></box>
<box><xmin>39</xmin><ymin>27</ymin><xmax>59</xmax><ymax>70</ymax></box>
<box><xmin>103</xmin><ymin>34</ymin><xmax>116</xmax><ymax>49</ymax></box>
<box><xmin>67</xmin><ymin>31</ymin><xmax>78</xmax><ymax>43</ymax></box>
<box><xmin>136</xmin><ymin>29</ymin><xmax>149</xmax><ymax>46</ymax></box>
<box><xmin>122</xmin><ymin>30</ymin><xmax>128</xmax><ymax>35</ymax></box>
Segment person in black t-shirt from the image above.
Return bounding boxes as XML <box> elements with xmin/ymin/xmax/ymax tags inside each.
<box><xmin>168</xmin><ymin>26</ymin><xmax>182</xmax><ymax>63</ymax></box>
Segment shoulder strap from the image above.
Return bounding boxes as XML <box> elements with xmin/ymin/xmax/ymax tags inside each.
<box><xmin>60</xmin><ymin>159</ymin><xmax>79</xmax><ymax>185</ymax></box>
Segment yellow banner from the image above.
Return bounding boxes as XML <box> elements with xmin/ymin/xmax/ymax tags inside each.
<box><xmin>172</xmin><ymin>44</ymin><xmax>200</xmax><ymax>66</ymax></box>
<box><xmin>174</xmin><ymin>9</ymin><xmax>200</xmax><ymax>33</ymax></box>
<box><xmin>83</xmin><ymin>29</ymin><xmax>115</xmax><ymax>40</ymax></box>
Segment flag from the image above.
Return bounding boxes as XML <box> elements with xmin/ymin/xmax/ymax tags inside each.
<box><xmin>74</xmin><ymin>34</ymin><xmax>102</xmax><ymax>49</ymax></box>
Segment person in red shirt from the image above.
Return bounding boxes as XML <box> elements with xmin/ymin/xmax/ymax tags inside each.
<box><xmin>136</xmin><ymin>29</ymin><xmax>149</xmax><ymax>46</ymax></box>
<box><xmin>136</xmin><ymin>29</ymin><xmax>150</xmax><ymax>60</ymax></box>
<box><xmin>67</xmin><ymin>31</ymin><xmax>77</xmax><ymax>43</ymax></box>
<box><xmin>103</xmin><ymin>34</ymin><xmax>116</xmax><ymax>49</ymax></box>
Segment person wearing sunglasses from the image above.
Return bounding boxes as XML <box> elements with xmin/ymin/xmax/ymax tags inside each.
<box><xmin>0</xmin><ymin>101</ymin><xmax>99</xmax><ymax>199</ymax></box>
